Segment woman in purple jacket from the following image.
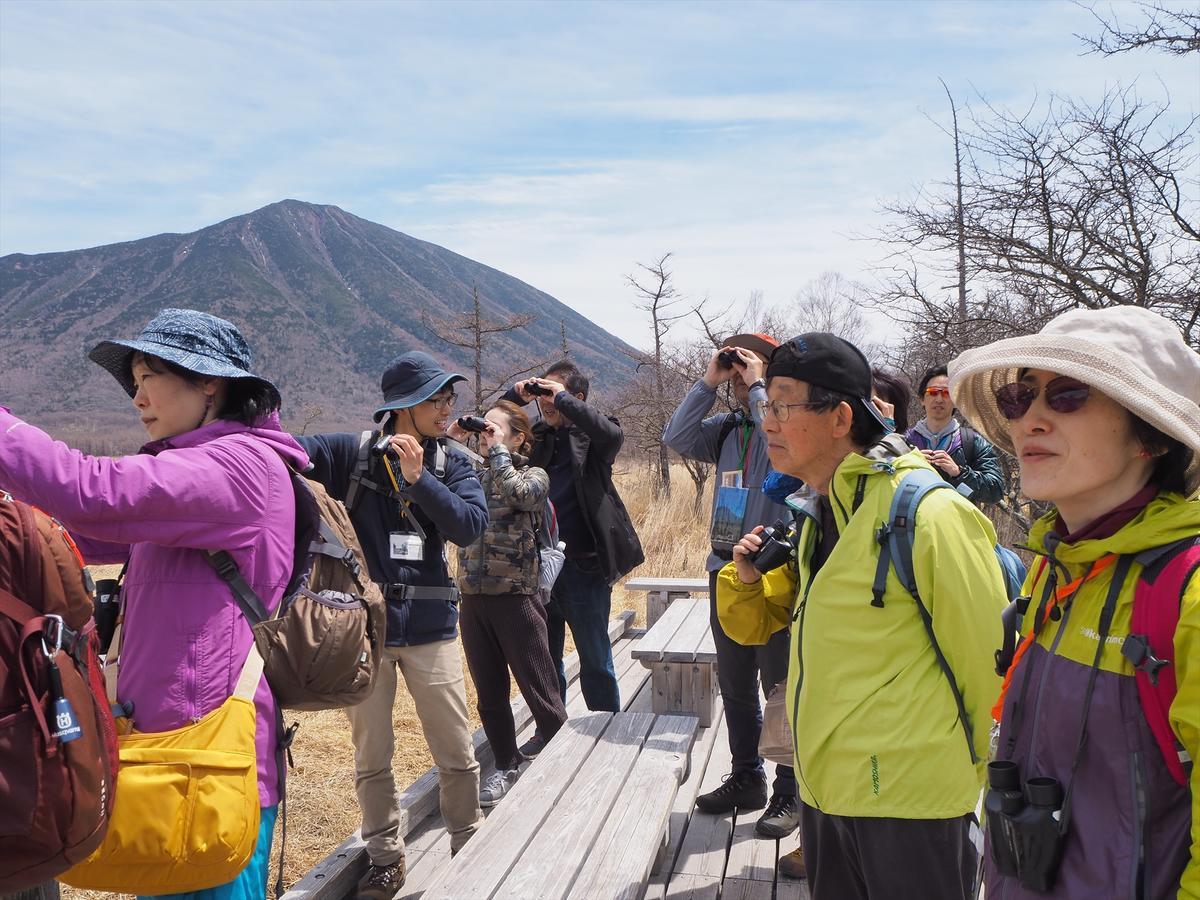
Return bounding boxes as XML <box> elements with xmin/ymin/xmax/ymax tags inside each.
<box><xmin>0</xmin><ymin>308</ymin><xmax>306</xmax><ymax>900</ymax></box>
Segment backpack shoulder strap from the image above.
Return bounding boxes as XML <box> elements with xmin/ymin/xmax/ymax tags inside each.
<box><xmin>205</xmin><ymin>550</ymin><xmax>271</xmax><ymax>625</ymax></box>
<box><xmin>717</xmin><ymin>413</ymin><xmax>742</xmax><ymax>453</ymax></box>
<box><xmin>344</xmin><ymin>430</ymin><xmax>377</xmax><ymax>513</ymax></box>
<box><xmin>872</xmin><ymin>467</ymin><xmax>977</xmax><ymax>763</ymax></box>
<box><xmin>958</xmin><ymin>424</ymin><xmax>978</xmax><ymax>469</ymax></box>
<box><xmin>1124</xmin><ymin>536</ymin><xmax>1200</xmax><ymax>786</ymax></box>
<box><xmin>434</xmin><ymin>439</ymin><xmax>447</xmax><ymax>480</ymax></box>
<box><xmin>871</xmin><ymin>467</ymin><xmax>950</xmax><ymax>606</ymax></box>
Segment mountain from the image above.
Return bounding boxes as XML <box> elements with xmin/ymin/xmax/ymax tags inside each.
<box><xmin>0</xmin><ymin>200</ymin><xmax>640</xmax><ymax>439</ymax></box>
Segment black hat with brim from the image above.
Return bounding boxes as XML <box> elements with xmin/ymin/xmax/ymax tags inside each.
<box><xmin>88</xmin><ymin>307</ymin><xmax>280</xmax><ymax>405</ymax></box>
<box><xmin>767</xmin><ymin>333</ymin><xmax>889</xmax><ymax>431</ymax></box>
<box><xmin>373</xmin><ymin>351</ymin><xmax>467</xmax><ymax>422</ymax></box>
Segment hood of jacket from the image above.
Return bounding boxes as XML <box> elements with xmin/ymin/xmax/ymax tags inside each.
<box><xmin>1027</xmin><ymin>492</ymin><xmax>1200</xmax><ymax>565</ymax></box>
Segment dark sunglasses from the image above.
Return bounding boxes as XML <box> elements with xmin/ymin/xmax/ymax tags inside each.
<box><xmin>994</xmin><ymin>378</ymin><xmax>1090</xmax><ymax>420</ymax></box>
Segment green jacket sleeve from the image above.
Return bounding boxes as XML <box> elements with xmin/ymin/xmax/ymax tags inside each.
<box><xmin>953</xmin><ymin>433</ymin><xmax>1005</xmax><ymax>505</ymax></box>
<box><xmin>1171</xmin><ymin>568</ymin><xmax>1200</xmax><ymax>900</ymax></box>
<box><xmin>911</xmin><ymin>489</ymin><xmax>1007</xmax><ymax>769</ymax></box>
<box><xmin>715</xmin><ymin>560</ymin><xmax>795</xmax><ymax>646</ymax></box>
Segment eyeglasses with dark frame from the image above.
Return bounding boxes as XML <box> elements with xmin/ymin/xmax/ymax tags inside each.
<box><xmin>994</xmin><ymin>378</ymin><xmax>1090</xmax><ymax>421</ymax></box>
<box><xmin>424</xmin><ymin>393</ymin><xmax>458</xmax><ymax>411</ymax></box>
<box><xmin>755</xmin><ymin>398</ymin><xmax>830</xmax><ymax>423</ymax></box>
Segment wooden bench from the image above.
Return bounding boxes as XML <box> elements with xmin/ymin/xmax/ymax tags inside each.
<box><xmin>421</xmin><ymin>710</ymin><xmax>699</xmax><ymax>900</ymax></box>
<box><xmin>281</xmin><ymin>612</ymin><xmax>636</xmax><ymax>900</ymax></box>
<box><xmin>630</xmin><ymin>598</ymin><xmax>717</xmax><ymax>728</ymax></box>
<box><xmin>624</xmin><ymin>576</ymin><xmax>709</xmax><ymax>627</ymax></box>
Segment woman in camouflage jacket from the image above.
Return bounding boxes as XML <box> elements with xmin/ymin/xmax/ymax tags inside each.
<box><xmin>453</xmin><ymin>400</ymin><xmax>568</xmax><ymax>807</ymax></box>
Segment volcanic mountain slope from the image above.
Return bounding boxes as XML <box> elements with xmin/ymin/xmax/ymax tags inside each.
<box><xmin>1</xmin><ymin>199</ymin><xmax>640</xmax><ymax>436</ymax></box>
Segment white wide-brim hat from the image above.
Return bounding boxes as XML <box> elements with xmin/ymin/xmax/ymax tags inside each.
<box><xmin>949</xmin><ymin>306</ymin><xmax>1200</xmax><ymax>497</ymax></box>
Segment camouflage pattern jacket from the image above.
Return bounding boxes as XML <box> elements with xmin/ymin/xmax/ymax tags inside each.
<box><xmin>457</xmin><ymin>446</ymin><xmax>549</xmax><ymax>597</ymax></box>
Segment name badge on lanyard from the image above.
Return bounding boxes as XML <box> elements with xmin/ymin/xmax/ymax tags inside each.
<box><xmin>390</xmin><ymin>532</ymin><xmax>425</xmax><ymax>561</ymax></box>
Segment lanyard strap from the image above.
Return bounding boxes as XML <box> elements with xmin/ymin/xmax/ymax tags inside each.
<box><xmin>736</xmin><ymin>421</ymin><xmax>753</xmax><ymax>473</ymax></box>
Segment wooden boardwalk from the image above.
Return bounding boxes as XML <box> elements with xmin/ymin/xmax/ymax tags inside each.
<box><xmin>393</xmin><ymin>625</ymin><xmax>809</xmax><ymax>900</ymax></box>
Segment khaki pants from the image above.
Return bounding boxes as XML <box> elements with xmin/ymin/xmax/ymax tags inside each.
<box><xmin>346</xmin><ymin>639</ymin><xmax>481</xmax><ymax>864</ymax></box>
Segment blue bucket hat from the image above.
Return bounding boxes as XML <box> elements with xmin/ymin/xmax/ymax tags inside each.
<box><xmin>88</xmin><ymin>307</ymin><xmax>280</xmax><ymax>405</ymax></box>
<box><xmin>373</xmin><ymin>351</ymin><xmax>466</xmax><ymax>423</ymax></box>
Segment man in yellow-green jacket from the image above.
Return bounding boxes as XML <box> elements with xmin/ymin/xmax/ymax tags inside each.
<box><xmin>717</xmin><ymin>333</ymin><xmax>1007</xmax><ymax>900</ymax></box>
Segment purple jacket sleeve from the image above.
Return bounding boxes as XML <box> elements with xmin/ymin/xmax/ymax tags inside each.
<box><xmin>0</xmin><ymin>411</ymin><xmax>277</xmax><ymax>550</ymax></box>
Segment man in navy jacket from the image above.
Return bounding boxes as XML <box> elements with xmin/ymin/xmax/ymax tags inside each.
<box><xmin>299</xmin><ymin>351</ymin><xmax>487</xmax><ymax>899</ymax></box>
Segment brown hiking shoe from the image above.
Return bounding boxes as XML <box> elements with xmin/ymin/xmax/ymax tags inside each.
<box><xmin>778</xmin><ymin>846</ymin><xmax>807</xmax><ymax>880</ymax></box>
<box><xmin>357</xmin><ymin>858</ymin><xmax>406</xmax><ymax>900</ymax></box>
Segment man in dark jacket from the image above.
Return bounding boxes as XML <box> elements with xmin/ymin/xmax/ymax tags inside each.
<box><xmin>505</xmin><ymin>360</ymin><xmax>644</xmax><ymax>735</ymax></box>
<box><xmin>298</xmin><ymin>351</ymin><xmax>488</xmax><ymax>900</ymax></box>
<box><xmin>905</xmin><ymin>365</ymin><xmax>1005</xmax><ymax>505</ymax></box>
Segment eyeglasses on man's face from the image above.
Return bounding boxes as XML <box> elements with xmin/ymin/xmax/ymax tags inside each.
<box><xmin>924</xmin><ymin>386</ymin><xmax>951</xmax><ymax>398</ymax></box>
<box><xmin>424</xmin><ymin>393</ymin><xmax>458</xmax><ymax>411</ymax></box>
<box><xmin>755</xmin><ymin>398</ymin><xmax>829</xmax><ymax>423</ymax></box>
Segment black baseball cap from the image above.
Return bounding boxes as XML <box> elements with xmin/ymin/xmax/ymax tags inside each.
<box><xmin>766</xmin><ymin>333</ymin><xmax>889</xmax><ymax>430</ymax></box>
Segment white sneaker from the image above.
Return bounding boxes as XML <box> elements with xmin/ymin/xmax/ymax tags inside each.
<box><xmin>480</xmin><ymin>767</ymin><xmax>521</xmax><ymax>807</ymax></box>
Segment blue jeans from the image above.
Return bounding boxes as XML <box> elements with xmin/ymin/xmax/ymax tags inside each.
<box><xmin>709</xmin><ymin>569</ymin><xmax>796</xmax><ymax>798</ymax></box>
<box><xmin>140</xmin><ymin>805</ymin><xmax>278</xmax><ymax>900</ymax></box>
<box><xmin>545</xmin><ymin>557</ymin><xmax>621</xmax><ymax>712</ymax></box>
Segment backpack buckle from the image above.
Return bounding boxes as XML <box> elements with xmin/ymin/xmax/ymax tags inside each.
<box><xmin>210</xmin><ymin>552</ymin><xmax>240</xmax><ymax>580</ymax></box>
<box><xmin>1121</xmin><ymin>634</ymin><xmax>1169</xmax><ymax>686</ymax></box>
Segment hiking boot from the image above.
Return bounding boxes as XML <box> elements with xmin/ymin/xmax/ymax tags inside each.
<box><xmin>694</xmin><ymin>771</ymin><xmax>768</xmax><ymax>815</ymax></box>
<box><xmin>356</xmin><ymin>858</ymin><xmax>406</xmax><ymax>900</ymax></box>
<box><xmin>755</xmin><ymin>793</ymin><xmax>800</xmax><ymax>838</ymax></box>
<box><xmin>518</xmin><ymin>733</ymin><xmax>546</xmax><ymax>758</ymax></box>
<box><xmin>480</xmin><ymin>767</ymin><xmax>521</xmax><ymax>807</ymax></box>
<box><xmin>778</xmin><ymin>846</ymin><xmax>806</xmax><ymax>879</ymax></box>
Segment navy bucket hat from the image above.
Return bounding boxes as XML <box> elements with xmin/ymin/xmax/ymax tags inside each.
<box><xmin>373</xmin><ymin>351</ymin><xmax>466</xmax><ymax>423</ymax></box>
<box><xmin>88</xmin><ymin>308</ymin><xmax>280</xmax><ymax>405</ymax></box>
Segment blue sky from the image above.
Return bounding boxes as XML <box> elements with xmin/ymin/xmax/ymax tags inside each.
<box><xmin>1</xmin><ymin>0</ymin><xmax>1196</xmax><ymax>346</ymax></box>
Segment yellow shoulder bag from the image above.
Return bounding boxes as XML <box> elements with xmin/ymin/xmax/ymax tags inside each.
<box><xmin>61</xmin><ymin>613</ymin><xmax>263</xmax><ymax>894</ymax></box>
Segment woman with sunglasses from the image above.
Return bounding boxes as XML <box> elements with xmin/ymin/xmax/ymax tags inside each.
<box><xmin>949</xmin><ymin>306</ymin><xmax>1200</xmax><ymax>900</ymax></box>
<box><xmin>906</xmin><ymin>365</ymin><xmax>1005</xmax><ymax>505</ymax></box>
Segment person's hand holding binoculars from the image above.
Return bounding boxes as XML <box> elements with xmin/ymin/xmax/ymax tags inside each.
<box><xmin>731</xmin><ymin>525</ymin><xmax>766</xmax><ymax>585</ymax></box>
<box><xmin>386</xmin><ymin>433</ymin><xmax>426</xmax><ymax>484</ymax></box>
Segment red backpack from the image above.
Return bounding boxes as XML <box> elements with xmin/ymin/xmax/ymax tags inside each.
<box><xmin>1124</xmin><ymin>536</ymin><xmax>1200</xmax><ymax>786</ymax></box>
<box><xmin>0</xmin><ymin>492</ymin><xmax>119</xmax><ymax>891</ymax></box>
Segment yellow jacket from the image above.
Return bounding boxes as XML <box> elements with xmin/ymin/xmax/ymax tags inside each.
<box><xmin>717</xmin><ymin>435</ymin><xmax>1006</xmax><ymax>818</ymax></box>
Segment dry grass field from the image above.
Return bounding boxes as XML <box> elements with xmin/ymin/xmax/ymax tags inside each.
<box><xmin>64</xmin><ymin>462</ymin><xmax>715</xmax><ymax>898</ymax></box>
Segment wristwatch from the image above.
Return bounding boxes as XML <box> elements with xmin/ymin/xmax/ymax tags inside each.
<box><xmin>747</xmin><ymin>378</ymin><xmax>767</xmax><ymax>392</ymax></box>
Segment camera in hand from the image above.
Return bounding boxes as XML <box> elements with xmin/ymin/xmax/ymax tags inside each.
<box><xmin>749</xmin><ymin>520</ymin><xmax>793</xmax><ymax>573</ymax></box>
<box><xmin>370</xmin><ymin>433</ymin><xmax>394</xmax><ymax>457</ymax></box>
<box><xmin>457</xmin><ymin>415</ymin><xmax>488</xmax><ymax>434</ymax></box>
<box><xmin>526</xmin><ymin>383</ymin><xmax>554</xmax><ymax>397</ymax></box>
<box><xmin>717</xmin><ymin>349</ymin><xmax>742</xmax><ymax>369</ymax></box>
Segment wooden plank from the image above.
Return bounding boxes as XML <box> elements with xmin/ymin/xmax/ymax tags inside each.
<box><xmin>681</xmin><ymin>663</ymin><xmax>715</xmax><ymax>728</ymax></box>
<box><xmin>661</xmin><ymin>873</ymin><xmax>721</xmax><ymax>899</ymax></box>
<box><xmin>671</xmin><ymin>712</ymin><xmax>734</xmax><ymax>880</ymax></box>
<box><xmin>661</xmin><ymin>601</ymin><xmax>710</xmax><ymax>663</ymax></box>
<box><xmin>632</xmin><ymin>598</ymin><xmax>694</xmax><ymax>663</ymax></box>
<box><xmin>694</xmin><ymin>617</ymin><xmax>717</xmax><ymax>664</ymax></box>
<box><xmin>651</xmin><ymin>661</ymin><xmax>685</xmax><ymax>716</ymax></box>
<box><xmin>721</xmin><ymin>877</ymin><xmax>775</xmax><ymax>899</ymax></box>
<box><xmin>421</xmin><ymin>713</ymin><xmax>613</xmax><ymax>900</ymax></box>
<box><xmin>643</xmin><ymin>697</ymin><xmax>726</xmax><ymax>900</ymax></box>
<box><xmin>566</xmin><ymin>714</ymin><xmax>699</xmax><ymax>900</ymax></box>
<box><xmin>495</xmin><ymin>712</ymin><xmax>657</xmax><ymax>899</ymax></box>
<box><xmin>774</xmin><ymin>829</ymin><xmax>810</xmax><ymax>900</ymax></box>
<box><xmin>725</xmin><ymin>812</ymin><xmax>778</xmax><ymax>884</ymax></box>
<box><xmin>286</xmin><ymin>615</ymin><xmax>633</xmax><ymax>900</ymax></box>
<box><xmin>624</xmin><ymin>577</ymin><xmax>710</xmax><ymax>593</ymax></box>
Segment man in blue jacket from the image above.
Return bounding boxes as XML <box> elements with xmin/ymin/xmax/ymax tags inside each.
<box><xmin>298</xmin><ymin>351</ymin><xmax>488</xmax><ymax>900</ymax></box>
<box><xmin>663</xmin><ymin>333</ymin><xmax>802</xmax><ymax>857</ymax></box>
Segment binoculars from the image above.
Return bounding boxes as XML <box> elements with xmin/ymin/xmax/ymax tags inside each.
<box><xmin>984</xmin><ymin>761</ymin><xmax>1065</xmax><ymax>892</ymax></box>
<box><xmin>93</xmin><ymin>578</ymin><xmax>121</xmax><ymax>655</ymax></box>
<box><xmin>526</xmin><ymin>383</ymin><xmax>554</xmax><ymax>397</ymax></box>
<box><xmin>717</xmin><ymin>349</ymin><xmax>741</xmax><ymax>369</ymax></box>
<box><xmin>749</xmin><ymin>520</ymin><xmax>793</xmax><ymax>573</ymax></box>
<box><xmin>456</xmin><ymin>416</ymin><xmax>488</xmax><ymax>434</ymax></box>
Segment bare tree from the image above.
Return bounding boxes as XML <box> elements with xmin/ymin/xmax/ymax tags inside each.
<box><xmin>423</xmin><ymin>284</ymin><xmax>542</xmax><ymax>412</ymax></box>
<box><xmin>940</xmin><ymin>78</ymin><xmax>969</xmax><ymax>318</ymax></box>
<box><xmin>1078</xmin><ymin>1</ymin><xmax>1200</xmax><ymax>55</ymax></box>
<box><xmin>877</xmin><ymin>87</ymin><xmax>1200</xmax><ymax>349</ymax></box>
<box><xmin>625</xmin><ymin>253</ymin><xmax>692</xmax><ymax>499</ymax></box>
<box><xmin>559</xmin><ymin>319</ymin><xmax>570</xmax><ymax>358</ymax></box>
